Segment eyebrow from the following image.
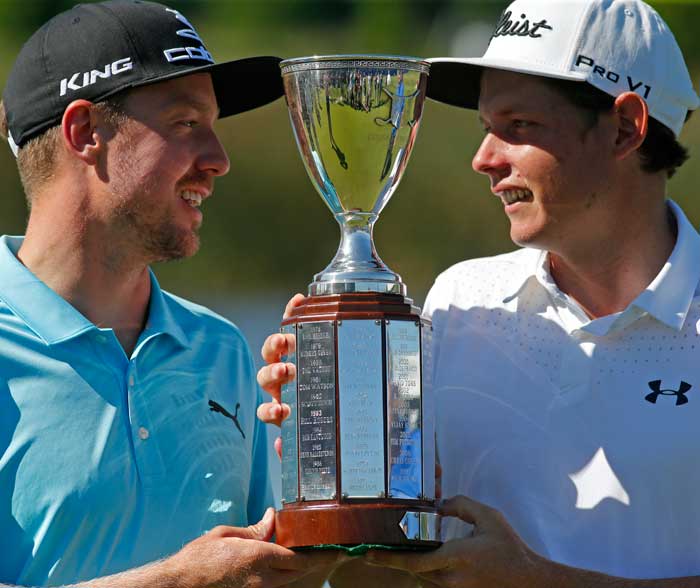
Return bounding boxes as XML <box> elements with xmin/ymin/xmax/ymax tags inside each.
<box><xmin>162</xmin><ymin>94</ymin><xmax>220</xmax><ymax>119</ymax></box>
<box><xmin>479</xmin><ymin>104</ymin><xmax>542</xmax><ymax>124</ymax></box>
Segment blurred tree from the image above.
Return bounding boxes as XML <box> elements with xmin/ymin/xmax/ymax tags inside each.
<box><xmin>655</xmin><ymin>3</ymin><xmax>700</xmax><ymax>64</ymax></box>
<box><xmin>0</xmin><ymin>0</ymin><xmax>698</xmax><ymax>308</ymax></box>
<box><xmin>0</xmin><ymin>0</ymin><xmax>211</xmax><ymax>40</ymax></box>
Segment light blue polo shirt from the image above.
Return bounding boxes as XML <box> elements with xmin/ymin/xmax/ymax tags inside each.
<box><xmin>0</xmin><ymin>236</ymin><xmax>274</xmax><ymax>587</ymax></box>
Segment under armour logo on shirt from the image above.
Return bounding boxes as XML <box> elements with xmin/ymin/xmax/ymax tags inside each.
<box><xmin>645</xmin><ymin>380</ymin><xmax>692</xmax><ymax>406</ymax></box>
<box><xmin>208</xmin><ymin>400</ymin><xmax>246</xmax><ymax>439</ymax></box>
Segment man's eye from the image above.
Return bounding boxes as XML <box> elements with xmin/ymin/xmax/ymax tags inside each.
<box><xmin>180</xmin><ymin>120</ymin><xmax>197</xmax><ymax>128</ymax></box>
<box><xmin>512</xmin><ymin>120</ymin><xmax>533</xmax><ymax>129</ymax></box>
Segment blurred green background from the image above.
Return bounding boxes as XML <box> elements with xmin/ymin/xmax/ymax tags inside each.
<box><xmin>2</xmin><ymin>0</ymin><xmax>699</xmax><ymax>506</ymax></box>
<box><xmin>1</xmin><ymin>0</ymin><xmax>700</xmax><ymax>333</ymax></box>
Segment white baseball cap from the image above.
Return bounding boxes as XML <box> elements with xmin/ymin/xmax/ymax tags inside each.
<box><xmin>427</xmin><ymin>0</ymin><xmax>699</xmax><ymax>137</ymax></box>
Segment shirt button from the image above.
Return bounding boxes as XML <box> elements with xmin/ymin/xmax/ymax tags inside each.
<box><xmin>128</xmin><ymin>375</ymin><xmax>135</xmax><ymax>387</ymax></box>
<box><xmin>138</xmin><ymin>427</ymin><xmax>150</xmax><ymax>440</ymax></box>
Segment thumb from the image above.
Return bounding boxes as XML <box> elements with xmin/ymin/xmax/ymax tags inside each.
<box><xmin>440</xmin><ymin>495</ymin><xmax>496</xmax><ymax>529</ymax></box>
<box><xmin>283</xmin><ymin>293</ymin><xmax>305</xmax><ymax>319</ymax></box>
<box><xmin>223</xmin><ymin>507</ymin><xmax>276</xmax><ymax>541</ymax></box>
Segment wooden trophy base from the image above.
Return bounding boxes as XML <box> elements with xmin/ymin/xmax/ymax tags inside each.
<box><xmin>282</xmin><ymin>291</ymin><xmax>421</xmax><ymax>323</ymax></box>
<box><xmin>277</xmin><ymin>293</ymin><xmax>439</xmax><ymax>550</ymax></box>
<box><xmin>276</xmin><ymin>503</ymin><xmax>439</xmax><ymax>549</ymax></box>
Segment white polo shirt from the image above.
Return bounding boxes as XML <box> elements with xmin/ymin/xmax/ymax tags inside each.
<box><xmin>424</xmin><ymin>200</ymin><xmax>700</xmax><ymax>579</ymax></box>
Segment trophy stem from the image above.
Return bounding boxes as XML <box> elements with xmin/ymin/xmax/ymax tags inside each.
<box><xmin>309</xmin><ymin>211</ymin><xmax>405</xmax><ymax>296</ymax></box>
<box><xmin>335</xmin><ymin>211</ymin><xmax>380</xmax><ymax>270</ymax></box>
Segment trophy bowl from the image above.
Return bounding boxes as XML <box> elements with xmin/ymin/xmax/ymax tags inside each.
<box><xmin>277</xmin><ymin>55</ymin><xmax>439</xmax><ymax>550</ymax></box>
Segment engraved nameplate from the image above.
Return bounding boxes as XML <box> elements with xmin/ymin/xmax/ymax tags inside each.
<box><xmin>297</xmin><ymin>321</ymin><xmax>337</xmax><ymax>501</ymax></box>
<box><xmin>421</xmin><ymin>321</ymin><xmax>436</xmax><ymax>500</ymax></box>
<box><xmin>338</xmin><ymin>320</ymin><xmax>385</xmax><ymax>498</ymax></box>
<box><xmin>280</xmin><ymin>324</ymin><xmax>299</xmax><ymax>504</ymax></box>
<box><xmin>386</xmin><ymin>320</ymin><xmax>422</xmax><ymax>499</ymax></box>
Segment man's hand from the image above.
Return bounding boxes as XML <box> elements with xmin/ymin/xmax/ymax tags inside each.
<box><xmin>166</xmin><ymin>507</ymin><xmax>345</xmax><ymax>588</ymax></box>
<box><xmin>365</xmin><ymin>496</ymin><xmax>545</xmax><ymax>588</ymax></box>
<box><xmin>256</xmin><ymin>293</ymin><xmax>305</xmax><ymax>457</ymax></box>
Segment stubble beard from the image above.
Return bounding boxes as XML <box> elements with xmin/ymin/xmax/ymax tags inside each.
<box><xmin>114</xmin><ymin>195</ymin><xmax>200</xmax><ymax>265</ymax></box>
<box><xmin>112</xmin><ymin>179</ymin><xmax>199</xmax><ymax>264</ymax></box>
<box><xmin>109</xmin><ymin>149</ymin><xmax>200</xmax><ymax>266</ymax></box>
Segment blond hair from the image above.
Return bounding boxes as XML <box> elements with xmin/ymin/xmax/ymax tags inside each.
<box><xmin>0</xmin><ymin>96</ymin><xmax>128</xmax><ymax>204</ymax></box>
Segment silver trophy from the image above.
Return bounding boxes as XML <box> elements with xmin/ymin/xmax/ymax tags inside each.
<box><xmin>276</xmin><ymin>55</ymin><xmax>439</xmax><ymax>549</ymax></box>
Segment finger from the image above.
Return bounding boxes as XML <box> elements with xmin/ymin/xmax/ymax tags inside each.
<box><xmin>271</xmin><ymin>548</ymin><xmax>346</xmax><ymax>571</ymax></box>
<box><xmin>261</xmin><ymin>333</ymin><xmax>297</xmax><ymax>364</ymax></box>
<box><xmin>439</xmin><ymin>495</ymin><xmax>494</xmax><ymax>528</ymax></box>
<box><xmin>274</xmin><ymin>436</ymin><xmax>282</xmax><ymax>461</ymax></box>
<box><xmin>256</xmin><ymin>363</ymin><xmax>296</xmax><ymax>399</ymax></box>
<box><xmin>219</xmin><ymin>507</ymin><xmax>276</xmax><ymax>541</ymax></box>
<box><xmin>283</xmin><ymin>293</ymin><xmax>306</xmax><ymax>320</ymax></box>
<box><xmin>364</xmin><ymin>549</ymin><xmax>446</xmax><ymax>575</ymax></box>
<box><xmin>249</xmin><ymin>506</ymin><xmax>276</xmax><ymax>541</ymax></box>
<box><xmin>256</xmin><ymin>401</ymin><xmax>291</xmax><ymax>427</ymax></box>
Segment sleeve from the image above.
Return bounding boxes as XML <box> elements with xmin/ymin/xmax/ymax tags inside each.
<box><xmin>246</xmin><ymin>385</ymin><xmax>276</xmax><ymax>525</ymax></box>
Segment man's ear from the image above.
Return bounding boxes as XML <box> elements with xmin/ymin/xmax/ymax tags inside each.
<box><xmin>61</xmin><ymin>100</ymin><xmax>103</xmax><ymax>165</ymax></box>
<box><xmin>612</xmin><ymin>91</ymin><xmax>648</xmax><ymax>161</ymax></box>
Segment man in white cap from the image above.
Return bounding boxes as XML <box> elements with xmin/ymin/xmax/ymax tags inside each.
<box><xmin>259</xmin><ymin>0</ymin><xmax>700</xmax><ymax>585</ymax></box>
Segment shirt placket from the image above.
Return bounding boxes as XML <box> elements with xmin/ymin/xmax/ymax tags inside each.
<box><xmin>126</xmin><ymin>352</ymin><xmax>167</xmax><ymax>486</ymax></box>
<box><xmin>550</xmin><ymin>293</ymin><xmax>597</xmax><ymax>406</ymax></box>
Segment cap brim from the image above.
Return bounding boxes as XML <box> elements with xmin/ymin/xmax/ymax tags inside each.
<box><xmin>131</xmin><ymin>55</ymin><xmax>284</xmax><ymax>117</ymax></box>
<box><xmin>210</xmin><ymin>56</ymin><xmax>285</xmax><ymax>117</ymax></box>
<box><xmin>427</xmin><ymin>57</ymin><xmax>587</xmax><ymax>110</ymax></box>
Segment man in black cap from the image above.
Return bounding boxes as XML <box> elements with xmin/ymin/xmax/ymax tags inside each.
<box><xmin>0</xmin><ymin>2</ymin><xmax>341</xmax><ymax>587</ymax></box>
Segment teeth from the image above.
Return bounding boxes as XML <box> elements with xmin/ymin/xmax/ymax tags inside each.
<box><xmin>181</xmin><ymin>190</ymin><xmax>203</xmax><ymax>208</ymax></box>
<box><xmin>498</xmin><ymin>189</ymin><xmax>531</xmax><ymax>205</ymax></box>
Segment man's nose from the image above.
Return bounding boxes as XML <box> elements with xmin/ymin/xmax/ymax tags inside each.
<box><xmin>198</xmin><ymin>130</ymin><xmax>231</xmax><ymax>177</ymax></box>
<box><xmin>471</xmin><ymin>132</ymin><xmax>509</xmax><ymax>179</ymax></box>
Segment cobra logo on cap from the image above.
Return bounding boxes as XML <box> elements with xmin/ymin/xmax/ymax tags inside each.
<box><xmin>163</xmin><ymin>8</ymin><xmax>213</xmax><ymax>64</ymax></box>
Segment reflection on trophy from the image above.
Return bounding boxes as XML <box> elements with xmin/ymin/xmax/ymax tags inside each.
<box><xmin>277</xmin><ymin>55</ymin><xmax>439</xmax><ymax>549</ymax></box>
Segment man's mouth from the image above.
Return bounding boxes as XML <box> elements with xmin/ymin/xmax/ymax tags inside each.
<box><xmin>180</xmin><ymin>190</ymin><xmax>204</xmax><ymax>208</ymax></box>
<box><xmin>496</xmin><ymin>189</ymin><xmax>532</xmax><ymax>205</ymax></box>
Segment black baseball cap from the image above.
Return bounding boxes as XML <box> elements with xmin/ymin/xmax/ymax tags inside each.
<box><xmin>3</xmin><ymin>0</ymin><xmax>284</xmax><ymax>152</ymax></box>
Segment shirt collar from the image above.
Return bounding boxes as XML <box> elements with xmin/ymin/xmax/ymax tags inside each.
<box><xmin>0</xmin><ymin>235</ymin><xmax>189</xmax><ymax>348</ymax></box>
<box><xmin>0</xmin><ymin>236</ymin><xmax>95</xmax><ymax>344</ymax></box>
<box><xmin>630</xmin><ymin>200</ymin><xmax>700</xmax><ymax>331</ymax></box>
<box><xmin>502</xmin><ymin>200</ymin><xmax>700</xmax><ymax>332</ymax></box>
<box><xmin>143</xmin><ymin>272</ymin><xmax>190</xmax><ymax>349</ymax></box>
<box><xmin>501</xmin><ymin>247</ymin><xmax>544</xmax><ymax>303</ymax></box>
